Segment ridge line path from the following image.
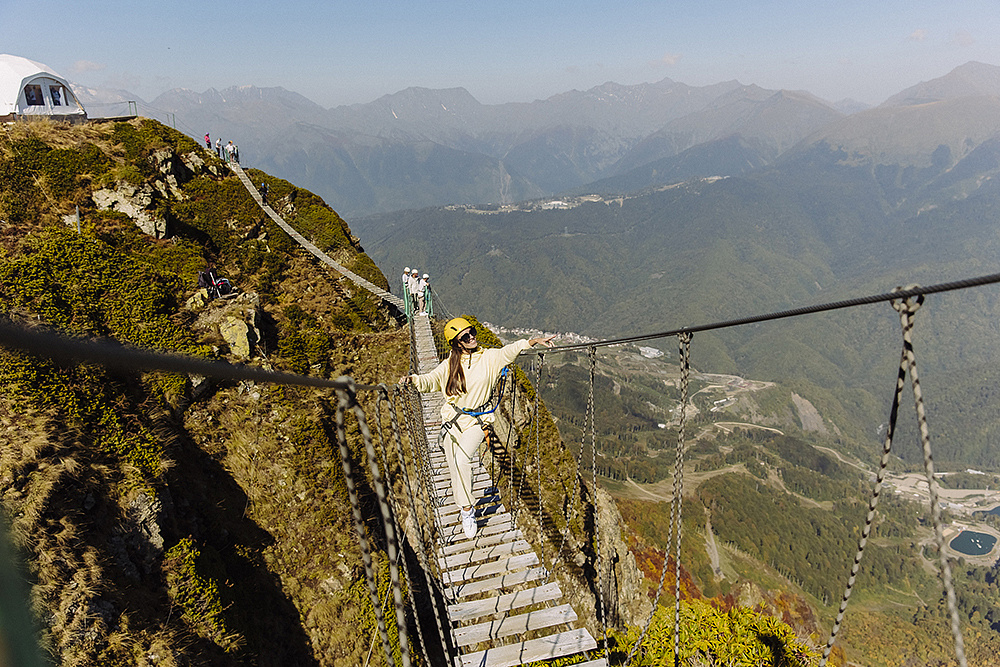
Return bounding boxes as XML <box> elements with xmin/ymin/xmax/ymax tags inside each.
<box><xmin>232</xmin><ymin>163</ymin><xmax>604</xmax><ymax>665</ymax></box>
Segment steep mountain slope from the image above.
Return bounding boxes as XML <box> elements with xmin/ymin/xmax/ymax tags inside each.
<box><xmin>4</xmin><ymin>117</ymin><xmax>998</xmax><ymax>667</ymax></box>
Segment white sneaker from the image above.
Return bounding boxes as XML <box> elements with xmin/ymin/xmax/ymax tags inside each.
<box><xmin>460</xmin><ymin>508</ymin><xmax>477</xmax><ymax>539</ymax></box>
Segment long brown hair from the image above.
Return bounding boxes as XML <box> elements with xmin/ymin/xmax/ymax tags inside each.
<box><xmin>446</xmin><ymin>340</ymin><xmax>467</xmax><ymax>396</ymax></box>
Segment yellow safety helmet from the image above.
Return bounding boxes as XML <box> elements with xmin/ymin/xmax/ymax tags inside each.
<box><xmin>444</xmin><ymin>317</ymin><xmax>474</xmax><ymax>344</ymax></box>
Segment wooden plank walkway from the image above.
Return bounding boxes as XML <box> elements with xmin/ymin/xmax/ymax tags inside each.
<box><xmin>233</xmin><ymin>162</ymin><xmax>603</xmax><ymax>665</ymax></box>
<box><xmin>407</xmin><ymin>313</ymin><xmax>604</xmax><ymax>666</ymax></box>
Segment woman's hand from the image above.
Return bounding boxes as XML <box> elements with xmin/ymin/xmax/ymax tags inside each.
<box><xmin>529</xmin><ymin>335</ymin><xmax>557</xmax><ymax>348</ymax></box>
<box><xmin>398</xmin><ymin>375</ymin><xmax>411</xmax><ymax>385</ymax></box>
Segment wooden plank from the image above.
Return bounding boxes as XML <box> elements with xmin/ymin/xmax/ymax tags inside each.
<box><xmin>437</xmin><ymin>499</ymin><xmax>504</xmax><ymax>522</ymax></box>
<box><xmin>447</xmin><ymin>581</ymin><xmax>562</xmax><ymax>622</ymax></box>
<box><xmin>433</xmin><ymin>473</ymin><xmax>491</xmax><ymax>488</ymax></box>
<box><xmin>439</xmin><ymin>539</ymin><xmax>531</xmax><ymax>570</ymax></box>
<box><xmin>435</xmin><ymin>481</ymin><xmax>497</xmax><ymax>501</ymax></box>
<box><xmin>442</xmin><ymin>552</ymin><xmax>539</xmax><ymax>585</ymax></box>
<box><xmin>453</xmin><ymin>604</ymin><xmax>578</xmax><ymax>647</ymax></box>
<box><xmin>459</xmin><ymin>628</ymin><xmax>597</xmax><ymax>667</ymax></box>
<box><xmin>446</xmin><ymin>566</ymin><xmax>547</xmax><ymax>599</ymax></box>
<box><xmin>439</xmin><ymin>529</ymin><xmax>523</xmax><ymax>557</ymax></box>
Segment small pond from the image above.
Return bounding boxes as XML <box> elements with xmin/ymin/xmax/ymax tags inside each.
<box><xmin>986</xmin><ymin>505</ymin><xmax>1000</xmax><ymax>517</ymax></box>
<box><xmin>949</xmin><ymin>530</ymin><xmax>997</xmax><ymax>557</ymax></box>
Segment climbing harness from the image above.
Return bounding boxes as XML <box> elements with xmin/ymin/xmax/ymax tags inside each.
<box><xmin>440</xmin><ymin>366</ymin><xmax>513</xmax><ymax>434</ymax></box>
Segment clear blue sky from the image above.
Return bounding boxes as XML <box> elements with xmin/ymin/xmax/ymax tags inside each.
<box><xmin>3</xmin><ymin>0</ymin><xmax>1000</xmax><ymax>108</ymax></box>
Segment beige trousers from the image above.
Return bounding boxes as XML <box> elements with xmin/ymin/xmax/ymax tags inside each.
<box><xmin>441</xmin><ymin>424</ymin><xmax>484</xmax><ymax>509</ymax></box>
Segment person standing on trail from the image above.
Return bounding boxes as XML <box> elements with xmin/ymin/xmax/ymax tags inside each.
<box><xmin>401</xmin><ymin>267</ymin><xmax>411</xmax><ymax>297</ymax></box>
<box><xmin>408</xmin><ymin>269</ymin><xmax>421</xmax><ymax>312</ymax></box>
<box><xmin>205</xmin><ymin>133</ymin><xmax>211</xmax><ymax>149</ymax></box>
<box><xmin>399</xmin><ymin>318</ymin><xmax>554</xmax><ymax>539</ymax></box>
<box><xmin>215</xmin><ymin>137</ymin><xmax>222</xmax><ymax>158</ymax></box>
<box><xmin>417</xmin><ymin>273</ymin><xmax>429</xmax><ymax>314</ymax></box>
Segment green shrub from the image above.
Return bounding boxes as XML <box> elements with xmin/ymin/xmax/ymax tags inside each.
<box><xmin>164</xmin><ymin>538</ymin><xmax>243</xmax><ymax>653</ymax></box>
<box><xmin>348</xmin><ymin>557</ymin><xmax>409</xmax><ymax>667</ymax></box>
<box><xmin>608</xmin><ymin>599</ymin><xmax>817</xmax><ymax>666</ymax></box>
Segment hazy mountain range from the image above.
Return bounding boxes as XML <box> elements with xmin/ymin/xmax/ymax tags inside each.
<box><xmin>77</xmin><ymin>69</ymin><xmax>864</xmax><ymax>217</ymax></box>
<box><xmin>74</xmin><ymin>62</ymin><xmax>1000</xmax><ymax>221</ymax></box>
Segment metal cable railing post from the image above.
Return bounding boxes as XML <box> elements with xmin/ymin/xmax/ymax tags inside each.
<box><xmin>333</xmin><ymin>384</ymin><xmax>397</xmax><ymax>666</ymax></box>
<box><xmin>893</xmin><ymin>294</ymin><xmax>968</xmax><ymax>667</ymax></box>
<box><xmin>387</xmin><ymin>387</ymin><xmax>457</xmax><ymax>664</ymax></box>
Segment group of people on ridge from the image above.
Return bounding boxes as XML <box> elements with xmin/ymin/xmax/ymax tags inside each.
<box><xmin>402</xmin><ymin>267</ymin><xmax>431</xmax><ymax>316</ymax></box>
<box><xmin>399</xmin><ymin>318</ymin><xmax>554</xmax><ymax>538</ymax></box>
<box><xmin>205</xmin><ymin>133</ymin><xmax>239</xmax><ymax>164</ymax></box>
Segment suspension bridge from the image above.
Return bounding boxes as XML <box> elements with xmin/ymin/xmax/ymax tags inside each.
<box><xmin>1</xmin><ymin>158</ymin><xmax>992</xmax><ymax>666</ymax></box>
<box><xmin>224</xmin><ymin>162</ymin><xmax>982</xmax><ymax>667</ymax></box>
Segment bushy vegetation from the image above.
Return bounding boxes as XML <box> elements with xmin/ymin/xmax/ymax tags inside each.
<box><xmin>163</xmin><ymin>538</ymin><xmax>243</xmax><ymax>652</ymax></box>
<box><xmin>608</xmin><ymin>599</ymin><xmax>817</xmax><ymax>666</ymax></box>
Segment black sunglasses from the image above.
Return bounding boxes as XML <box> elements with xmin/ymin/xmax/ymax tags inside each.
<box><xmin>459</xmin><ymin>328</ymin><xmax>477</xmax><ymax>343</ymax></box>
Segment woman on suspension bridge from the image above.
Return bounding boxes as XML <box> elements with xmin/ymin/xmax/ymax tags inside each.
<box><xmin>399</xmin><ymin>317</ymin><xmax>554</xmax><ymax>539</ymax></box>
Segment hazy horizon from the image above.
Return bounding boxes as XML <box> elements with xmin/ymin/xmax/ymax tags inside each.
<box><xmin>3</xmin><ymin>1</ymin><xmax>1000</xmax><ymax>110</ymax></box>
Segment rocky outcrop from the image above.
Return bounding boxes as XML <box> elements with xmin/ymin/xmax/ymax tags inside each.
<box><xmin>595</xmin><ymin>487</ymin><xmax>654</xmax><ymax>629</ymax></box>
<box><xmin>90</xmin><ymin>149</ymin><xmax>214</xmax><ymax>239</ymax></box>
<box><xmin>91</xmin><ymin>181</ymin><xmax>168</xmax><ymax>238</ymax></box>
<box><xmin>189</xmin><ymin>291</ymin><xmax>262</xmax><ymax>360</ymax></box>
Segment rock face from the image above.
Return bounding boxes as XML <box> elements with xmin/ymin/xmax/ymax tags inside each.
<box><xmin>90</xmin><ymin>149</ymin><xmax>212</xmax><ymax>239</ymax></box>
<box><xmin>220</xmin><ymin>316</ymin><xmax>253</xmax><ymax>358</ymax></box>
<box><xmin>92</xmin><ymin>181</ymin><xmax>169</xmax><ymax>238</ymax></box>
<box><xmin>594</xmin><ymin>486</ymin><xmax>654</xmax><ymax>629</ymax></box>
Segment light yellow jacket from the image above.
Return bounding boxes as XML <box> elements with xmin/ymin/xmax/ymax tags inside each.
<box><xmin>411</xmin><ymin>339</ymin><xmax>531</xmax><ymax>431</ymax></box>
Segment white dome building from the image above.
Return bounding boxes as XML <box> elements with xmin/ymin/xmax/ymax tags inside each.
<box><xmin>1</xmin><ymin>54</ymin><xmax>86</xmax><ymax>122</ymax></box>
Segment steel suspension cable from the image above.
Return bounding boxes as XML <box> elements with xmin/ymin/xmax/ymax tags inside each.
<box><xmin>587</xmin><ymin>347</ymin><xmax>609</xmax><ymax>663</ymax></box>
<box><xmin>545</xmin><ymin>353</ymin><xmax>591</xmax><ymax>583</ymax></box>
<box><xmin>373</xmin><ymin>387</ymin><xmax>431</xmax><ymax>667</ymax></box>
<box><xmin>0</xmin><ymin>317</ymin><xmax>377</xmax><ymax>391</ymax></box>
<box><xmin>517</xmin><ymin>272</ymin><xmax>1000</xmax><ymax>356</ymax></box>
<box><xmin>670</xmin><ymin>332</ymin><xmax>691</xmax><ymax>667</ymax></box>
<box><xmin>535</xmin><ymin>354</ymin><xmax>544</xmax><ymax>551</ymax></box>
<box><xmin>385</xmin><ymin>387</ymin><xmax>458</xmax><ymax>665</ymax></box>
<box><xmin>399</xmin><ymin>385</ymin><xmax>447</xmax><ymax>588</ymax></box>
<box><xmin>819</xmin><ymin>291</ymin><xmax>913</xmax><ymax>665</ymax></box>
